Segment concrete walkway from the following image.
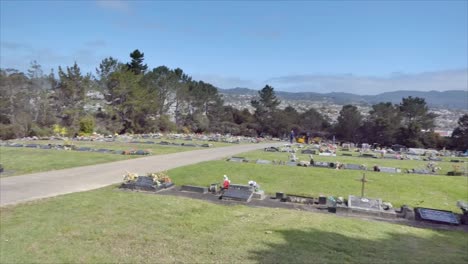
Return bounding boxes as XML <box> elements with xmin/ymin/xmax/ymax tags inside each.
<box><xmin>0</xmin><ymin>142</ymin><xmax>282</xmax><ymax>207</ymax></box>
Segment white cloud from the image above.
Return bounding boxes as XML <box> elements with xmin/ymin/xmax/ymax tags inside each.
<box><xmin>266</xmin><ymin>70</ymin><xmax>468</xmax><ymax>95</ymax></box>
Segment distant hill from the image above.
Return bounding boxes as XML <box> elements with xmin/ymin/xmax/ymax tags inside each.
<box><xmin>218</xmin><ymin>88</ymin><xmax>467</xmax><ymax>109</ymax></box>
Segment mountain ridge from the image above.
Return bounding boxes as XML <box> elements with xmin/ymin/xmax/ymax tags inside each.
<box><xmin>218</xmin><ymin>88</ymin><xmax>467</xmax><ymax>109</ymax></box>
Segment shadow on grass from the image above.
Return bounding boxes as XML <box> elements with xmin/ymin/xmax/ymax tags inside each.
<box><xmin>248</xmin><ymin>228</ymin><xmax>468</xmax><ymax>264</ymax></box>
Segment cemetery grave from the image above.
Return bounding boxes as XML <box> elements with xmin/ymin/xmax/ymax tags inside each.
<box><xmin>120</xmin><ymin>171</ymin><xmax>174</xmax><ymax>192</ymax></box>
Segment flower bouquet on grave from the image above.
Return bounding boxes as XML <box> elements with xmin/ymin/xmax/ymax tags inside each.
<box><xmin>123</xmin><ymin>171</ymin><xmax>138</xmax><ymax>183</ymax></box>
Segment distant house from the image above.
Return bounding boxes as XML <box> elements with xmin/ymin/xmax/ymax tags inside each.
<box><xmin>434</xmin><ymin>130</ymin><xmax>453</xmax><ymax>137</ymax></box>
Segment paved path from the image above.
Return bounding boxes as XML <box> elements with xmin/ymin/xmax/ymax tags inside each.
<box><xmin>0</xmin><ymin>142</ymin><xmax>282</xmax><ymax>207</ymax></box>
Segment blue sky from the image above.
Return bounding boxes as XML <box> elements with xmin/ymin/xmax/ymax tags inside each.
<box><xmin>1</xmin><ymin>0</ymin><xmax>467</xmax><ymax>94</ymax></box>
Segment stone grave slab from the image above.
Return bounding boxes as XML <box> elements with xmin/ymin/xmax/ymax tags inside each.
<box><xmin>344</xmin><ymin>164</ymin><xmax>365</xmax><ymax>170</ymax></box>
<box><xmin>180</xmin><ymin>185</ymin><xmax>208</xmax><ymax>194</ymax></box>
<box><xmin>25</xmin><ymin>144</ymin><xmax>39</xmax><ymax>148</ymax></box>
<box><xmin>409</xmin><ymin>169</ymin><xmax>431</xmax><ymax>174</ymax></box>
<box><xmin>121</xmin><ymin>176</ymin><xmax>173</xmax><ymax>192</ymax></box>
<box><xmin>319</xmin><ymin>152</ymin><xmax>336</xmax><ymax>157</ymax></box>
<box><xmin>301</xmin><ymin>149</ymin><xmax>316</xmax><ymax>154</ymax></box>
<box><xmin>182</xmin><ymin>143</ymin><xmax>197</xmax><ymax>147</ymax></box>
<box><xmin>256</xmin><ymin>159</ymin><xmax>272</xmax><ymax>165</ymax></box>
<box><xmin>264</xmin><ymin>147</ymin><xmax>279</xmax><ymax>152</ymax></box>
<box><xmin>228</xmin><ymin>157</ymin><xmax>247</xmax><ymax>162</ymax></box>
<box><xmin>346</xmin><ymin>195</ymin><xmax>397</xmax><ymax>219</ymax></box>
<box><xmin>159</xmin><ymin>141</ymin><xmax>170</xmax><ymax>145</ymax></box>
<box><xmin>201</xmin><ymin>144</ymin><xmax>212</xmax><ymax>148</ymax></box>
<box><xmin>222</xmin><ymin>184</ymin><xmax>254</xmax><ymax>202</ymax></box>
<box><xmin>285</xmin><ymin>161</ymin><xmax>298</xmax><ymax>166</ymax></box>
<box><xmin>415</xmin><ymin>208</ymin><xmax>459</xmax><ymax>225</ymax></box>
<box><xmin>252</xmin><ymin>190</ymin><xmax>266</xmax><ymax>200</ymax></box>
<box><xmin>379</xmin><ymin>167</ymin><xmax>401</xmax><ymax>173</ymax></box>
<box><xmin>406</xmin><ymin>155</ymin><xmax>421</xmax><ymax>160</ymax></box>
<box><xmin>39</xmin><ymin>145</ymin><xmax>51</xmax><ymax>149</ymax></box>
<box><xmin>286</xmin><ymin>194</ymin><xmax>314</xmax><ymax>204</ymax></box>
<box><xmin>96</xmin><ymin>148</ymin><xmax>112</xmax><ymax>153</ymax></box>
<box><xmin>76</xmin><ymin>147</ymin><xmax>92</xmax><ymax>152</ymax></box>
<box><xmin>313</xmin><ymin>161</ymin><xmax>330</xmax><ymax>168</ymax></box>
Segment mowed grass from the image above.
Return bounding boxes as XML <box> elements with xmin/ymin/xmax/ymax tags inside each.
<box><xmin>1</xmin><ymin>187</ymin><xmax>467</xmax><ymax>264</ymax></box>
<box><xmin>238</xmin><ymin>149</ymin><xmax>468</xmax><ymax>176</ymax></box>
<box><xmin>169</xmin><ymin>160</ymin><xmax>468</xmax><ymax>212</ymax></box>
<box><xmin>0</xmin><ymin>147</ymin><xmax>139</xmax><ymax>177</ymax></box>
<box><xmin>0</xmin><ymin>139</ymin><xmax>249</xmax><ymax>177</ymax></box>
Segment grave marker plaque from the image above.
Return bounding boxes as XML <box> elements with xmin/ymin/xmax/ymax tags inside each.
<box><xmin>222</xmin><ymin>187</ymin><xmax>254</xmax><ymax>202</ymax></box>
<box><xmin>256</xmin><ymin>159</ymin><xmax>272</xmax><ymax>165</ymax></box>
<box><xmin>313</xmin><ymin>161</ymin><xmax>330</xmax><ymax>168</ymax></box>
<box><xmin>416</xmin><ymin>208</ymin><xmax>459</xmax><ymax>225</ymax></box>
<box><xmin>344</xmin><ymin>164</ymin><xmax>365</xmax><ymax>170</ymax></box>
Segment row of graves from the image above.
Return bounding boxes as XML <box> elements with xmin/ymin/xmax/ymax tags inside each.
<box><xmin>231</xmin><ymin>153</ymin><xmax>403</xmax><ymax>175</ymax></box>
<box><xmin>0</xmin><ymin>141</ymin><xmax>152</xmax><ymax>156</ymax></box>
<box><xmin>263</xmin><ymin>146</ymin><xmax>467</xmax><ymax>176</ymax></box>
<box><xmin>119</xmin><ymin>171</ymin><xmax>468</xmax><ymax>229</ymax></box>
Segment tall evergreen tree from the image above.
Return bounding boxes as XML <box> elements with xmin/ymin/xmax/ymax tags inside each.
<box><xmin>126</xmin><ymin>49</ymin><xmax>148</xmax><ymax>75</ymax></box>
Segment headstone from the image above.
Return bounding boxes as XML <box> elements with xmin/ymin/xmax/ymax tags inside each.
<box><xmin>252</xmin><ymin>190</ymin><xmax>266</xmax><ymax>200</ymax></box>
<box><xmin>256</xmin><ymin>159</ymin><xmax>272</xmax><ymax>165</ymax></box>
<box><xmin>301</xmin><ymin>149</ymin><xmax>316</xmax><ymax>154</ymax></box>
<box><xmin>264</xmin><ymin>147</ymin><xmax>279</xmax><ymax>152</ymax></box>
<box><xmin>135</xmin><ymin>176</ymin><xmax>155</xmax><ymax>189</ymax></box>
<box><xmin>344</xmin><ymin>164</ymin><xmax>365</xmax><ymax>170</ymax></box>
<box><xmin>349</xmin><ymin>196</ymin><xmax>382</xmax><ymax>211</ymax></box>
<box><xmin>409</xmin><ymin>169</ymin><xmax>431</xmax><ymax>174</ymax></box>
<box><xmin>415</xmin><ymin>208</ymin><xmax>460</xmax><ymax>225</ymax></box>
<box><xmin>313</xmin><ymin>161</ymin><xmax>330</xmax><ymax>168</ymax></box>
<box><xmin>222</xmin><ymin>184</ymin><xmax>254</xmax><ymax>202</ymax></box>
<box><xmin>406</xmin><ymin>155</ymin><xmax>421</xmax><ymax>160</ymax></box>
<box><xmin>286</xmin><ymin>194</ymin><xmax>314</xmax><ymax>204</ymax></box>
<box><xmin>76</xmin><ymin>147</ymin><xmax>92</xmax><ymax>152</ymax></box>
<box><xmin>180</xmin><ymin>185</ymin><xmax>208</xmax><ymax>194</ymax></box>
<box><xmin>379</xmin><ymin>167</ymin><xmax>401</xmax><ymax>173</ymax></box>
<box><xmin>275</xmin><ymin>192</ymin><xmax>285</xmax><ymax>199</ymax></box>
<box><xmin>228</xmin><ymin>157</ymin><xmax>247</xmax><ymax>162</ymax></box>
<box><xmin>318</xmin><ymin>195</ymin><xmax>327</xmax><ymax>205</ymax></box>
<box><xmin>134</xmin><ymin>150</ymin><xmax>150</xmax><ymax>155</ymax></box>
<box><xmin>96</xmin><ymin>148</ymin><xmax>111</xmax><ymax>153</ymax></box>
<box><xmin>319</xmin><ymin>152</ymin><xmax>336</xmax><ymax>157</ymax></box>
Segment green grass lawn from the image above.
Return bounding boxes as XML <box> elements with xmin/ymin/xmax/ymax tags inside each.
<box><xmin>0</xmin><ymin>139</ymin><xmax>250</xmax><ymax>177</ymax></box>
<box><xmin>0</xmin><ymin>147</ymin><xmax>139</xmax><ymax>177</ymax></box>
<box><xmin>168</xmin><ymin>160</ymin><xmax>468</xmax><ymax>212</ymax></box>
<box><xmin>238</xmin><ymin>149</ymin><xmax>468</xmax><ymax>176</ymax></box>
<box><xmin>1</xmin><ymin>187</ymin><xmax>467</xmax><ymax>264</ymax></box>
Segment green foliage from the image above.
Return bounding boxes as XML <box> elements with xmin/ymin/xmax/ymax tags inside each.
<box><xmin>79</xmin><ymin>116</ymin><xmax>95</xmax><ymax>134</ymax></box>
<box><xmin>0</xmin><ymin>124</ymin><xmax>21</xmax><ymax>140</ymax></box>
<box><xmin>126</xmin><ymin>49</ymin><xmax>148</xmax><ymax>75</ymax></box>
<box><xmin>335</xmin><ymin>105</ymin><xmax>363</xmax><ymax>142</ymax></box>
<box><xmin>451</xmin><ymin>114</ymin><xmax>468</xmax><ymax>150</ymax></box>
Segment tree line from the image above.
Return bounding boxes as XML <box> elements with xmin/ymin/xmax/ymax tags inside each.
<box><xmin>0</xmin><ymin>49</ymin><xmax>466</xmax><ymax>150</ymax></box>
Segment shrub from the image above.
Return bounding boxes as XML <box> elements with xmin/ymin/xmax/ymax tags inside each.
<box><xmin>79</xmin><ymin>116</ymin><xmax>95</xmax><ymax>134</ymax></box>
